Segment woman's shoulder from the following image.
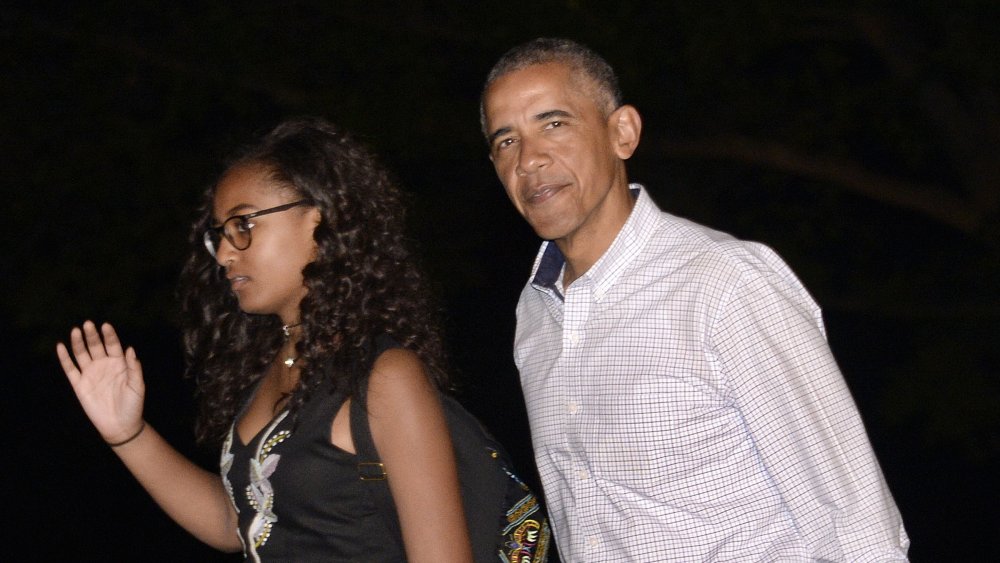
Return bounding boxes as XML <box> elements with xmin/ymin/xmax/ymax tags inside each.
<box><xmin>364</xmin><ymin>344</ymin><xmax>442</xmax><ymax>423</ymax></box>
<box><xmin>369</xmin><ymin>347</ymin><xmax>430</xmax><ymax>394</ymax></box>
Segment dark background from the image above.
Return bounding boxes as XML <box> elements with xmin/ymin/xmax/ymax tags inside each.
<box><xmin>3</xmin><ymin>2</ymin><xmax>997</xmax><ymax>561</ymax></box>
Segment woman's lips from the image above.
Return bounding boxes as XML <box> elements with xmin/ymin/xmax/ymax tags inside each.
<box><xmin>228</xmin><ymin>275</ymin><xmax>249</xmax><ymax>291</ymax></box>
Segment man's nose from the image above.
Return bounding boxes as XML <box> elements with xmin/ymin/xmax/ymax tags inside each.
<box><xmin>515</xmin><ymin>136</ymin><xmax>551</xmax><ymax>176</ymax></box>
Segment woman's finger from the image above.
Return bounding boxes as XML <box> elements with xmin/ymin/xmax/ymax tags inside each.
<box><xmin>83</xmin><ymin>320</ymin><xmax>108</xmax><ymax>359</ymax></box>
<box><xmin>125</xmin><ymin>346</ymin><xmax>141</xmax><ymax>374</ymax></box>
<box><xmin>101</xmin><ymin>323</ymin><xmax>124</xmax><ymax>357</ymax></box>
<box><xmin>55</xmin><ymin>342</ymin><xmax>81</xmax><ymax>383</ymax></box>
<box><xmin>69</xmin><ymin>326</ymin><xmax>92</xmax><ymax>368</ymax></box>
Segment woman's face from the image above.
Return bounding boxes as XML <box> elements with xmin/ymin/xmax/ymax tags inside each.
<box><xmin>211</xmin><ymin>163</ymin><xmax>320</xmax><ymax>323</ymax></box>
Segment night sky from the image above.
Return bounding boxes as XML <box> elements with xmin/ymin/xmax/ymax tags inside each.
<box><xmin>3</xmin><ymin>3</ymin><xmax>997</xmax><ymax>561</ymax></box>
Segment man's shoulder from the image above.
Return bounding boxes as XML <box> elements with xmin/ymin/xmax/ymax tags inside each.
<box><xmin>636</xmin><ymin>187</ymin><xmax>781</xmax><ymax>272</ymax></box>
<box><xmin>641</xmin><ymin>210</ymin><xmax>781</xmax><ymax>280</ymax></box>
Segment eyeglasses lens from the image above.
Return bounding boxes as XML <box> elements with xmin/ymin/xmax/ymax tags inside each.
<box><xmin>203</xmin><ymin>230</ymin><xmax>220</xmax><ymax>257</ymax></box>
<box><xmin>227</xmin><ymin>217</ymin><xmax>252</xmax><ymax>250</ymax></box>
<box><xmin>204</xmin><ymin>216</ymin><xmax>254</xmax><ymax>257</ymax></box>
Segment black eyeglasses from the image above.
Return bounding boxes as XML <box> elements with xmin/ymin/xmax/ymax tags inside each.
<box><xmin>203</xmin><ymin>199</ymin><xmax>313</xmax><ymax>257</ymax></box>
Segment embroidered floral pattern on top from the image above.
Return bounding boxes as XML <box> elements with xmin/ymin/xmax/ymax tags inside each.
<box><xmin>220</xmin><ymin>426</ymin><xmax>250</xmax><ymax>556</ymax></box>
<box><xmin>220</xmin><ymin>430</ymin><xmax>237</xmax><ymax>509</ymax></box>
<box><xmin>221</xmin><ymin>411</ymin><xmax>292</xmax><ymax>563</ymax></box>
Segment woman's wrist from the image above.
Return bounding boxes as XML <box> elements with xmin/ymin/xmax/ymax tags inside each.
<box><xmin>107</xmin><ymin>420</ymin><xmax>146</xmax><ymax>448</ymax></box>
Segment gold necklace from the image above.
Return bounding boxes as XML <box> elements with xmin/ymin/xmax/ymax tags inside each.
<box><xmin>282</xmin><ymin>323</ymin><xmax>301</xmax><ymax>368</ymax></box>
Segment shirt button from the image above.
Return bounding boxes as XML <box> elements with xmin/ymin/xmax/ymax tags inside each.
<box><xmin>567</xmin><ymin>401</ymin><xmax>579</xmax><ymax>415</ymax></box>
<box><xmin>577</xmin><ymin>469</ymin><xmax>589</xmax><ymax>480</ymax></box>
<box><xmin>587</xmin><ymin>536</ymin><xmax>599</xmax><ymax>548</ymax></box>
<box><xmin>568</xmin><ymin>331</ymin><xmax>580</xmax><ymax>346</ymax></box>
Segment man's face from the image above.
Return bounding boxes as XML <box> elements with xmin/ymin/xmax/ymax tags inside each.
<box><xmin>483</xmin><ymin>62</ymin><xmax>637</xmax><ymax>247</ymax></box>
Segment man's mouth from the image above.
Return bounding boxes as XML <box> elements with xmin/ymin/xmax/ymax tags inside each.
<box><xmin>526</xmin><ymin>182</ymin><xmax>567</xmax><ymax>205</ymax></box>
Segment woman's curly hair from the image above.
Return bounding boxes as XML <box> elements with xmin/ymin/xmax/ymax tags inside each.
<box><xmin>178</xmin><ymin>117</ymin><xmax>449</xmax><ymax>446</ymax></box>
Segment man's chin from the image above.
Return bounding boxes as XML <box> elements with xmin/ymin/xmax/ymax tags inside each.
<box><xmin>524</xmin><ymin>212</ymin><xmax>569</xmax><ymax>241</ymax></box>
<box><xmin>529</xmin><ymin>224</ymin><xmax>565</xmax><ymax>242</ymax></box>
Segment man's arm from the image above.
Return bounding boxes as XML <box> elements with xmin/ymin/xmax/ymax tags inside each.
<box><xmin>711</xmin><ymin>249</ymin><xmax>909</xmax><ymax>561</ymax></box>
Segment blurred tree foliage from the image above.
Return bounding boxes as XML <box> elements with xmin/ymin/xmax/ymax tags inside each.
<box><xmin>2</xmin><ymin>1</ymin><xmax>997</xmax><ymax>558</ymax></box>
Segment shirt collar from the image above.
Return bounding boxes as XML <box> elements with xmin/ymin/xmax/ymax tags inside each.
<box><xmin>528</xmin><ymin>183</ymin><xmax>659</xmax><ymax>301</ymax></box>
<box><xmin>528</xmin><ymin>239</ymin><xmax>565</xmax><ymax>301</ymax></box>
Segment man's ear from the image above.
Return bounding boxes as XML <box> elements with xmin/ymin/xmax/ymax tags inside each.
<box><xmin>609</xmin><ymin>105</ymin><xmax>642</xmax><ymax>160</ymax></box>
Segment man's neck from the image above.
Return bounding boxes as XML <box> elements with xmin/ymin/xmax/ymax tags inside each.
<box><xmin>558</xmin><ymin>183</ymin><xmax>636</xmax><ymax>289</ymax></box>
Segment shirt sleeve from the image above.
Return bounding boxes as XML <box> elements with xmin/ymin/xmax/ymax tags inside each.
<box><xmin>709</xmin><ymin>245</ymin><xmax>910</xmax><ymax>562</ymax></box>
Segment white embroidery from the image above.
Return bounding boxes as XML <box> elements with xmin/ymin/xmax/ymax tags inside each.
<box><xmin>220</xmin><ymin>428</ymin><xmax>244</xmax><ymax>554</ymax></box>
<box><xmin>221</xmin><ymin>412</ymin><xmax>291</xmax><ymax>563</ymax></box>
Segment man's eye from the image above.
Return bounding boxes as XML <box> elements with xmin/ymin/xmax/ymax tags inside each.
<box><xmin>545</xmin><ymin>121</ymin><xmax>563</xmax><ymax>129</ymax></box>
<box><xmin>496</xmin><ymin>138</ymin><xmax>516</xmax><ymax>150</ymax></box>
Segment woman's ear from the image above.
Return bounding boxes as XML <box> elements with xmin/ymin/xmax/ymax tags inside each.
<box><xmin>307</xmin><ymin>206</ymin><xmax>322</xmax><ymax>228</ymax></box>
<box><xmin>302</xmin><ymin>206</ymin><xmax>323</xmax><ymax>247</ymax></box>
<box><xmin>305</xmin><ymin>206</ymin><xmax>323</xmax><ymax>257</ymax></box>
<box><xmin>609</xmin><ymin>104</ymin><xmax>642</xmax><ymax>160</ymax></box>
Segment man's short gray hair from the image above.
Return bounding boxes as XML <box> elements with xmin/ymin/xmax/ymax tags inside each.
<box><xmin>479</xmin><ymin>38</ymin><xmax>623</xmax><ymax>138</ymax></box>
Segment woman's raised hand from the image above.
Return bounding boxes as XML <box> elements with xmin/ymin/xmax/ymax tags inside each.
<box><xmin>56</xmin><ymin>321</ymin><xmax>146</xmax><ymax>446</ymax></box>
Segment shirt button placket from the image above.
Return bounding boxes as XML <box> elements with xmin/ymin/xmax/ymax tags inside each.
<box><xmin>568</xmin><ymin>330</ymin><xmax>581</xmax><ymax>346</ymax></box>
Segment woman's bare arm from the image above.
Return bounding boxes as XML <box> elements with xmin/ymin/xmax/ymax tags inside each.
<box><xmin>367</xmin><ymin>348</ymin><xmax>473</xmax><ymax>562</ymax></box>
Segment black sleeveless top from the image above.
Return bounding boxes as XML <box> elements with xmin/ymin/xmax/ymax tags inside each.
<box><xmin>221</xmin><ymin>375</ymin><xmax>406</xmax><ymax>562</ymax></box>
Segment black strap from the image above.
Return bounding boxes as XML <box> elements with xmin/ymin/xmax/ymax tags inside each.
<box><xmin>350</xmin><ymin>352</ymin><xmax>406</xmax><ymax>549</ymax></box>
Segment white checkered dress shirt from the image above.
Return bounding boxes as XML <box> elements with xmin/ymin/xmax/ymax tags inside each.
<box><xmin>514</xmin><ymin>185</ymin><xmax>909</xmax><ymax>562</ymax></box>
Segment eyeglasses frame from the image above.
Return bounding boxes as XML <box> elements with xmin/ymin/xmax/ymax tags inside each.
<box><xmin>203</xmin><ymin>199</ymin><xmax>314</xmax><ymax>257</ymax></box>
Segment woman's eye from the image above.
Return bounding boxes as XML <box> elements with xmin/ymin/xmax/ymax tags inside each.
<box><xmin>236</xmin><ymin>218</ymin><xmax>254</xmax><ymax>233</ymax></box>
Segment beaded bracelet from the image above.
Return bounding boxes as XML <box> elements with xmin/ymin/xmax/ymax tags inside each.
<box><xmin>107</xmin><ymin>421</ymin><xmax>146</xmax><ymax>448</ymax></box>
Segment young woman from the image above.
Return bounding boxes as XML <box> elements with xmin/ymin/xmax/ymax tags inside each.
<box><xmin>57</xmin><ymin>117</ymin><xmax>474</xmax><ymax>561</ymax></box>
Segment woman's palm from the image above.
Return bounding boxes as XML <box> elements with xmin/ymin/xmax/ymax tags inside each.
<box><xmin>57</xmin><ymin>321</ymin><xmax>145</xmax><ymax>444</ymax></box>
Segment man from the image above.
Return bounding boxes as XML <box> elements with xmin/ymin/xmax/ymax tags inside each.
<box><xmin>480</xmin><ymin>37</ymin><xmax>909</xmax><ymax>561</ymax></box>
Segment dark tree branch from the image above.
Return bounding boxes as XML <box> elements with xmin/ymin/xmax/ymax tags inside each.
<box><xmin>851</xmin><ymin>11</ymin><xmax>1000</xmax><ymax>209</ymax></box>
<box><xmin>658</xmin><ymin>135</ymin><xmax>990</xmax><ymax>238</ymax></box>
